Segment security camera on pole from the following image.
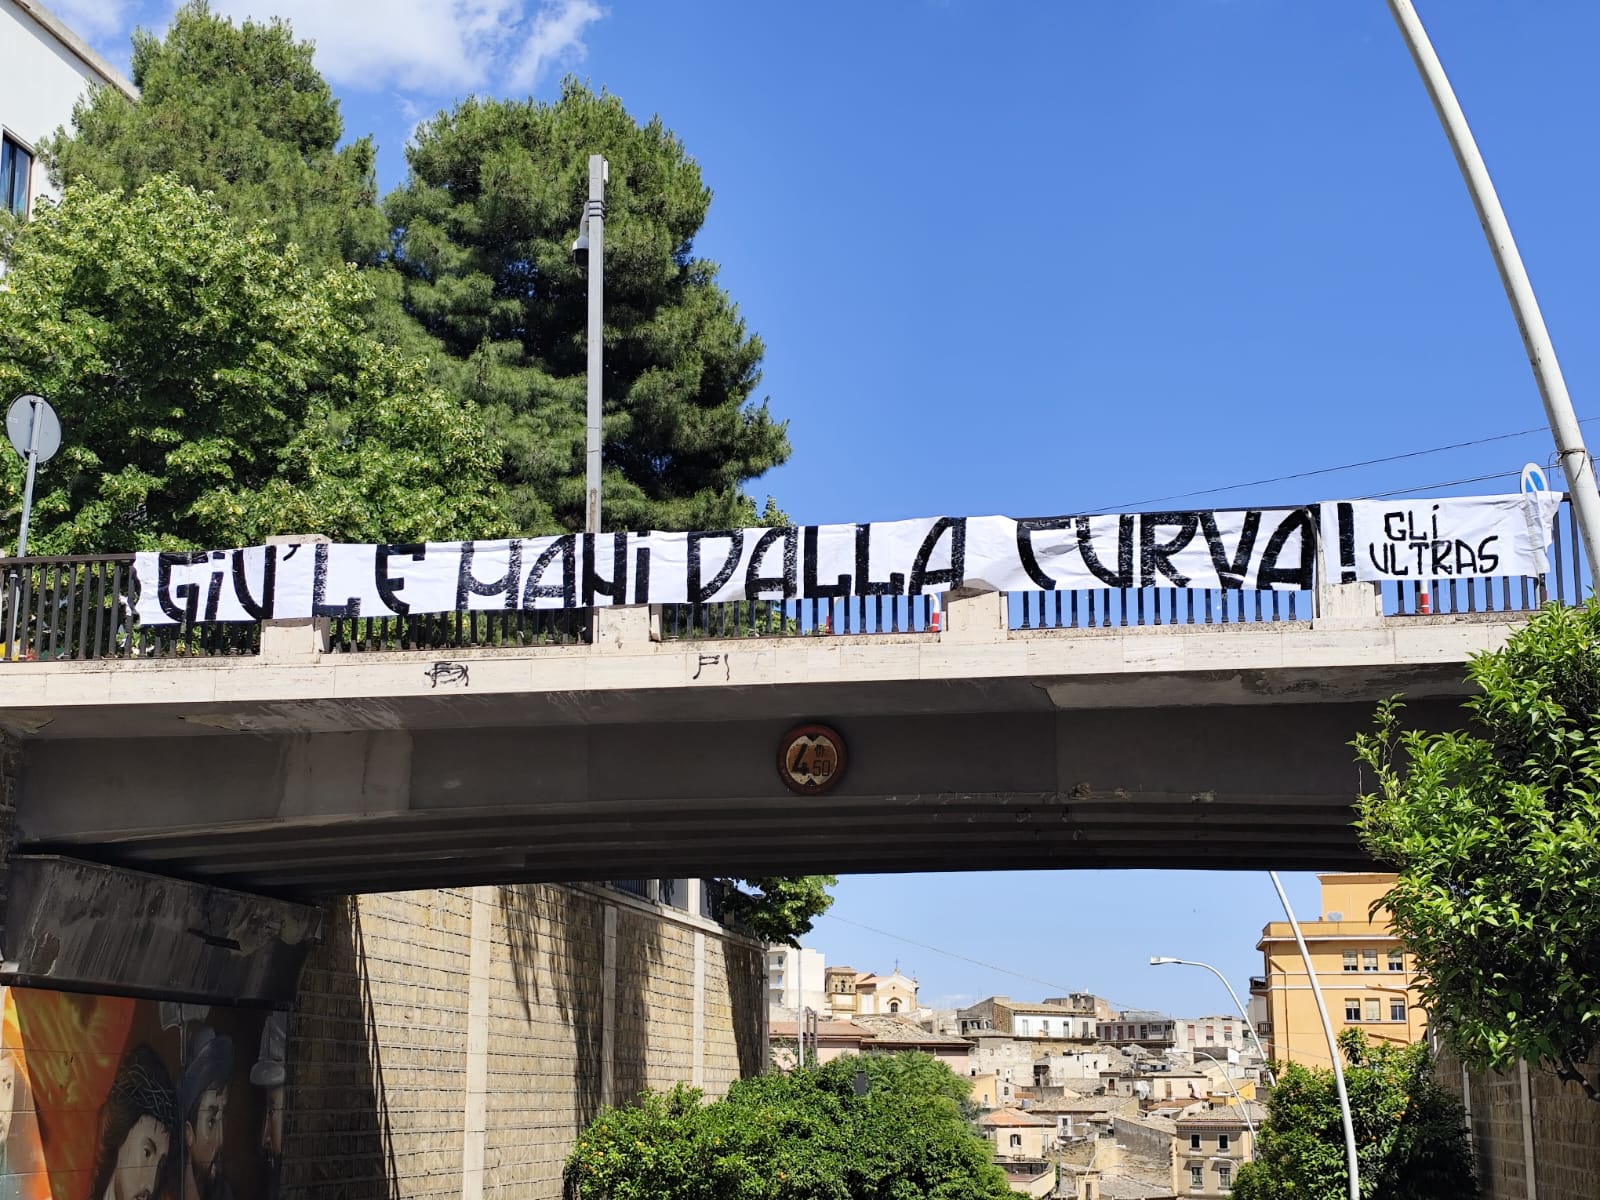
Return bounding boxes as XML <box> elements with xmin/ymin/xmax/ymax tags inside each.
<box><xmin>571</xmin><ymin>154</ymin><xmax>608</xmax><ymax>535</ymax></box>
<box><xmin>5</xmin><ymin>393</ymin><xmax>62</xmax><ymax>658</ymax></box>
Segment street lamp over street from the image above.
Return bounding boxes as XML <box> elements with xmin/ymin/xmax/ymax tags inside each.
<box><xmin>1147</xmin><ymin>955</ymin><xmax>1272</xmax><ymax>1074</ymax></box>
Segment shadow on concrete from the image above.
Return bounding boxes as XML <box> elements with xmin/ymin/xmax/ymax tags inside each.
<box><xmin>282</xmin><ymin>897</ymin><xmax>399</xmax><ymax>1200</ymax></box>
<box><xmin>725</xmin><ymin>938</ymin><xmax>766</xmax><ymax>1080</ymax></box>
<box><xmin>496</xmin><ymin>884</ymin><xmax>613</xmax><ymax>1130</ymax></box>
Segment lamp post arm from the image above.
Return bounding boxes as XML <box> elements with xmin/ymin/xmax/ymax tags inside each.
<box><xmin>1387</xmin><ymin>0</ymin><xmax>1600</xmax><ymax>571</ymax></box>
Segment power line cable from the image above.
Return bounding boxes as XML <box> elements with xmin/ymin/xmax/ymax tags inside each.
<box><xmin>1088</xmin><ymin>420</ymin><xmax>1589</xmax><ymax>513</ymax></box>
<box><xmin>819</xmin><ymin>913</ymin><xmax>1078</xmax><ymax>994</ymax></box>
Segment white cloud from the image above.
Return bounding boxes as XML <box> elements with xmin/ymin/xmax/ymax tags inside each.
<box><xmin>48</xmin><ymin>0</ymin><xmax>137</xmax><ymax>40</ymax></box>
<box><xmin>507</xmin><ymin>0</ymin><xmax>603</xmax><ymax>92</ymax></box>
<box><xmin>204</xmin><ymin>0</ymin><xmax>605</xmax><ymax>95</ymax></box>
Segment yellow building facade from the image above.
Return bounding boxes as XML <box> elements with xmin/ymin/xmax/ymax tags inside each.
<box><xmin>1253</xmin><ymin>873</ymin><xmax>1427</xmax><ymax>1068</ymax></box>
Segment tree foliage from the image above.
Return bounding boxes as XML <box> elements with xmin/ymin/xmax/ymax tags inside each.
<box><xmin>40</xmin><ymin>1</ymin><xmax>386</xmax><ymax>271</ymax></box>
<box><xmin>723</xmin><ymin>875</ymin><xmax>837</xmax><ymax>946</ymax></box>
<box><xmin>1231</xmin><ymin>1031</ymin><xmax>1476</xmax><ymax>1200</ymax></box>
<box><xmin>0</xmin><ymin>178</ymin><xmax>504</xmax><ymax>552</ymax></box>
<box><xmin>565</xmin><ymin>1052</ymin><xmax>1010</xmax><ymax>1200</ymax></box>
<box><xmin>1354</xmin><ymin>599</ymin><xmax>1600</xmax><ymax>1099</ymax></box>
<box><xmin>389</xmin><ymin>82</ymin><xmax>790</xmax><ymax>534</ymax></box>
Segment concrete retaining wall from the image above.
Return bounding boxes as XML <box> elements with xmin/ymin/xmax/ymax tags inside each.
<box><xmin>283</xmin><ymin>883</ymin><xmax>765</xmax><ymax>1200</ymax></box>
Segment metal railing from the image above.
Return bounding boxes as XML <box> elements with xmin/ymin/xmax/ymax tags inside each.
<box><xmin>659</xmin><ymin>594</ymin><xmax>937</xmax><ymax>640</ymax></box>
<box><xmin>327</xmin><ymin>608</ymin><xmax>589</xmax><ymax>652</ymax></box>
<box><xmin>1</xmin><ymin>555</ymin><xmax>259</xmax><ymax>661</ymax></box>
<box><xmin>1</xmin><ymin>502</ymin><xmax>1589</xmax><ymax>662</ymax></box>
<box><xmin>1010</xmin><ymin>585</ymin><xmax>1305</xmax><ymax>631</ymax></box>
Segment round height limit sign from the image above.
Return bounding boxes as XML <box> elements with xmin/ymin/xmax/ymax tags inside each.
<box><xmin>778</xmin><ymin>724</ymin><xmax>847</xmax><ymax>795</ymax></box>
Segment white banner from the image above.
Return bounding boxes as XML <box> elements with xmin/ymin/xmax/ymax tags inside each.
<box><xmin>131</xmin><ymin>494</ymin><xmax>1561</xmax><ymax>625</ymax></box>
<box><xmin>1319</xmin><ymin>492</ymin><xmax>1562</xmax><ymax>584</ymax></box>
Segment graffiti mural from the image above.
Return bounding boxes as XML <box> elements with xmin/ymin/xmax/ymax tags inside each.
<box><xmin>0</xmin><ymin>987</ymin><xmax>285</xmax><ymax>1200</ymax></box>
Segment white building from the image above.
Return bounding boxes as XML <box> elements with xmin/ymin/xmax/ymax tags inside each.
<box><xmin>1</xmin><ymin>0</ymin><xmax>135</xmax><ymax>220</ymax></box>
<box><xmin>1172</xmin><ymin>1013</ymin><xmax>1251</xmax><ymax>1056</ymax></box>
<box><xmin>766</xmin><ymin>945</ymin><xmax>828</xmax><ymax>1014</ymax></box>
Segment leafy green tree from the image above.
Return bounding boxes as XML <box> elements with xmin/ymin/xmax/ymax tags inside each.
<box><xmin>723</xmin><ymin>875</ymin><xmax>837</xmax><ymax>946</ymax></box>
<box><xmin>388</xmin><ymin>82</ymin><xmax>790</xmax><ymax>534</ymax></box>
<box><xmin>566</xmin><ymin>1052</ymin><xmax>1011</xmax><ymax>1200</ymax></box>
<box><xmin>1232</xmin><ymin>1031</ymin><xmax>1476</xmax><ymax>1200</ymax></box>
<box><xmin>1354</xmin><ymin>599</ymin><xmax>1600</xmax><ymax>1100</ymax></box>
<box><xmin>39</xmin><ymin>1</ymin><xmax>386</xmax><ymax>272</ymax></box>
<box><xmin>0</xmin><ymin>178</ymin><xmax>504</xmax><ymax>552</ymax></box>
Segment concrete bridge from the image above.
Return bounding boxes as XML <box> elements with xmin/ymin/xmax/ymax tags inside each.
<box><xmin>0</xmin><ymin>557</ymin><xmax>1552</xmax><ymax>895</ymax></box>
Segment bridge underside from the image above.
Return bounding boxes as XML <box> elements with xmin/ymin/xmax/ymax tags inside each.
<box><xmin>13</xmin><ymin>667</ymin><xmax>1468</xmax><ymax>894</ymax></box>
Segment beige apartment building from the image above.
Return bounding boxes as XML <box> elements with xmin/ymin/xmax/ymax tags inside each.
<box><xmin>1252</xmin><ymin>873</ymin><xmax>1426</xmax><ymax>1068</ymax></box>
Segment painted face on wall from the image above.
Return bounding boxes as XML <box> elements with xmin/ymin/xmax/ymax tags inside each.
<box><xmin>259</xmin><ymin>1086</ymin><xmax>282</xmax><ymax>1160</ymax></box>
<box><xmin>187</xmin><ymin>1085</ymin><xmax>228</xmax><ymax>1183</ymax></box>
<box><xmin>109</xmin><ymin>1113</ymin><xmax>170</xmax><ymax>1200</ymax></box>
<box><xmin>0</xmin><ymin>1052</ymin><xmax>15</xmax><ymax>1145</ymax></box>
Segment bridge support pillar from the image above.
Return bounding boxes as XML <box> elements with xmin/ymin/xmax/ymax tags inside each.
<box><xmin>942</xmin><ymin>587</ymin><xmax>1008</xmax><ymax>643</ymax></box>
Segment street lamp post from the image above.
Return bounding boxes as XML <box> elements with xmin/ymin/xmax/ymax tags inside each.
<box><xmin>571</xmin><ymin>154</ymin><xmax>608</xmax><ymax>535</ymax></box>
<box><xmin>1269</xmin><ymin>871</ymin><xmax>1360</xmax><ymax>1200</ymax></box>
<box><xmin>1148</xmin><ymin>956</ymin><xmax>1274</xmax><ymax>1083</ymax></box>
<box><xmin>1387</xmin><ymin>0</ymin><xmax>1600</xmax><ymax>573</ymax></box>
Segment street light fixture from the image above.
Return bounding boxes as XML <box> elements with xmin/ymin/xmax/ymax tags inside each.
<box><xmin>571</xmin><ymin>153</ymin><xmax>608</xmax><ymax>535</ymax></box>
<box><xmin>1147</xmin><ymin>956</ymin><xmax>1273</xmax><ymax>1081</ymax></box>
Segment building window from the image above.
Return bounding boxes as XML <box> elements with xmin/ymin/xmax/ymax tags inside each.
<box><xmin>1219</xmin><ymin>1165</ymin><xmax>1232</xmax><ymax>1192</ymax></box>
<box><xmin>1391</xmin><ymin>999</ymin><xmax>1407</xmax><ymax>1023</ymax></box>
<box><xmin>1388</xmin><ymin>950</ymin><xmax>1405</xmax><ymax>972</ymax></box>
<box><xmin>1191</xmin><ymin>1165</ymin><xmax>1205</xmax><ymax>1190</ymax></box>
<box><xmin>2</xmin><ymin>133</ymin><xmax>32</xmax><ymax>218</ymax></box>
<box><xmin>1345</xmin><ymin>999</ymin><xmax>1362</xmax><ymax>1022</ymax></box>
<box><xmin>1017</xmin><ymin>1020</ymin><xmax>1030</xmax><ymax>1036</ymax></box>
<box><xmin>1343</xmin><ymin>951</ymin><xmax>1359</xmax><ymax>972</ymax></box>
<box><xmin>1365</xmin><ymin>998</ymin><xmax>1382</xmax><ymax>1023</ymax></box>
<box><xmin>1219</xmin><ymin>1134</ymin><xmax>1230</xmax><ymax>1152</ymax></box>
<box><xmin>1363</xmin><ymin>950</ymin><xmax>1379</xmax><ymax>972</ymax></box>
<box><xmin>1009</xmin><ymin>1134</ymin><xmax>1021</xmax><ymax>1148</ymax></box>
<box><xmin>1205</xmin><ymin>1026</ymin><xmax>1215</xmax><ymax>1043</ymax></box>
<box><xmin>1224</xmin><ymin>1030</ymin><xmax>1233</xmax><ymax>1043</ymax></box>
<box><xmin>889</xmin><ymin>1000</ymin><xmax>900</xmax><ymax>1014</ymax></box>
<box><xmin>1190</xmin><ymin>1133</ymin><xmax>1201</xmax><ymax>1150</ymax></box>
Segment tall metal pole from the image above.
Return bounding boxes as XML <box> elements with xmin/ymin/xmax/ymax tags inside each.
<box><xmin>795</xmin><ymin>946</ymin><xmax>804</xmax><ymax>1068</ymax></box>
<box><xmin>1270</xmin><ymin>871</ymin><xmax>1359</xmax><ymax>1200</ymax></box>
<box><xmin>1388</xmin><ymin>0</ymin><xmax>1600</xmax><ymax>576</ymax></box>
<box><xmin>584</xmin><ymin>153</ymin><xmax>607</xmax><ymax>535</ymax></box>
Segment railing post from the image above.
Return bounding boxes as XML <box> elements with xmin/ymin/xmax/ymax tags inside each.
<box><xmin>941</xmin><ymin>587</ymin><xmax>1008</xmax><ymax>643</ymax></box>
<box><xmin>1313</xmin><ymin>582</ymin><xmax>1383</xmax><ymax>630</ymax></box>
<box><xmin>592</xmin><ymin>605</ymin><xmax>656</xmax><ymax>649</ymax></box>
<box><xmin>259</xmin><ymin>535</ymin><xmax>330</xmax><ymax>665</ymax></box>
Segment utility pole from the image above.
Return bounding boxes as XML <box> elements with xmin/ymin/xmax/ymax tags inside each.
<box><xmin>575</xmin><ymin>154</ymin><xmax>608</xmax><ymax>535</ymax></box>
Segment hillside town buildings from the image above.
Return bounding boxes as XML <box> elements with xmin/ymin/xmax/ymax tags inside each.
<box><xmin>771</xmin><ymin>872</ymin><xmax>1424</xmax><ymax>1197</ymax></box>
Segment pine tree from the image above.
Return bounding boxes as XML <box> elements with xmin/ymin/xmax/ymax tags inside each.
<box><xmin>388</xmin><ymin>82</ymin><xmax>791</xmax><ymax>534</ymax></box>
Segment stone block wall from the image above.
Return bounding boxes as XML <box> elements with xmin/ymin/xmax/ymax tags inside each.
<box><xmin>283</xmin><ymin>883</ymin><xmax>765</xmax><ymax>1200</ymax></box>
<box><xmin>1437</xmin><ymin>1045</ymin><xmax>1600</xmax><ymax>1200</ymax></box>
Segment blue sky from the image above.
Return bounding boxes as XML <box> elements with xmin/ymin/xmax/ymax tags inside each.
<box><xmin>55</xmin><ymin>0</ymin><xmax>1600</xmax><ymax>1015</ymax></box>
